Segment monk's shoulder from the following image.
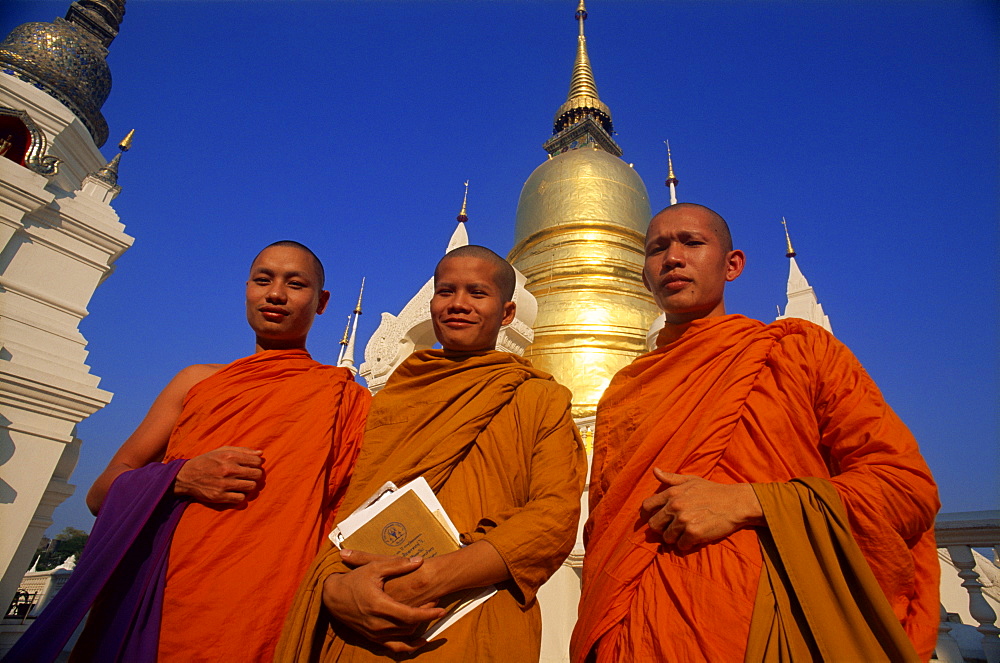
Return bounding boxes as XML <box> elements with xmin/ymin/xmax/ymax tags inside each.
<box><xmin>173</xmin><ymin>363</ymin><xmax>225</xmax><ymax>391</ymax></box>
<box><xmin>512</xmin><ymin>377</ymin><xmax>574</xmax><ymax>417</ymax></box>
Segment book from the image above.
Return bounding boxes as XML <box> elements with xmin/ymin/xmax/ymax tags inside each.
<box><xmin>329</xmin><ymin>477</ymin><xmax>496</xmax><ymax>640</ymax></box>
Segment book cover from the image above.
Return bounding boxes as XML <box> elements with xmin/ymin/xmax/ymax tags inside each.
<box><xmin>340</xmin><ymin>489</ymin><xmax>461</xmax><ymax>559</ymax></box>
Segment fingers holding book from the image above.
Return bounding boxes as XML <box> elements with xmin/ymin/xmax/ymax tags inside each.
<box><xmin>322</xmin><ymin>553</ymin><xmax>445</xmax><ymax>653</ymax></box>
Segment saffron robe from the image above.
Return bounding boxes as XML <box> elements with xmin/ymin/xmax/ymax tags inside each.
<box><xmin>156</xmin><ymin>349</ymin><xmax>370</xmax><ymax>663</ymax></box>
<box><xmin>572</xmin><ymin>315</ymin><xmax>940</xmax><ymax>662</ymax></box>
<box><xmin>276</xmin><ymin>349</ymin><xmax>587</xmax><ymax>662</ymax></box>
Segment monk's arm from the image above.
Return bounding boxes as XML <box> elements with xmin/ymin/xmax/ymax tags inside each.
<box><xmin>87</xmin><ymin>364</ymin><xmax>263</xmax><ymax>514</ymax></box>
<box><xmin>378</xmin><ymin>540</ymin><xmax>510</xmax><ymax>608</ymax></box>
<box><xmin>810</xmin><ymin>331</ymin><xmax>939</xmax><ymax>538</ymax></box>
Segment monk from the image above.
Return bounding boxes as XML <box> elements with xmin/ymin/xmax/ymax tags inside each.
<box><xmin>571</xmin><ymin>204</ymin><xmax>940</xmax><ymax>662</ymax></box>
<box><xmin>5</xmin><ymin>241</ymin><xmax>370</xmax><ymax>663</ymax></box>
<box><xmin>276</xmin><ymin>245</ymin><xmax>587</xmax><ymax>662</ymax></box>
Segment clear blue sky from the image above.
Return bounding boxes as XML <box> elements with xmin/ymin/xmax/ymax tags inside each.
<box><xmin>4</xmin><ymin>0</ymin><xmax>997</xmax><ymax>536</ymax></box>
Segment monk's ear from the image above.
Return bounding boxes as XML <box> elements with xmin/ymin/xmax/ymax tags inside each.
<box><xmin>641</xmin><ymin>267</ymin><xmax>652</xmax><ymax>292</ymax></box>
<box><xmin>501</xmin><ymin>300</ymin><xmax>516</xmax><ymax>327</ymax></box>
<box><xmin>725</xmin><ymin>250</ymin><xmax>745</xmax><ymax>282</ymax></box>
<box><xmin>316</xmin><ymin>290</ymin><xmax>331</xmax><ymax>315</ymax></box>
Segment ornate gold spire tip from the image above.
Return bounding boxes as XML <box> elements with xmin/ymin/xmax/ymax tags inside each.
<box><xmin>339</xmin><ymin>315</ymin><xmax>351</xmax><ymax>346</ymax></box>
<box><xmin>457</xmin><ymin>180</ymin><xmax>469</xmax><ymax>223</ymax></box>
<box><xmin>353</xmin><ymin>277</ymin><xmax>365</xmax><ymax>315</ymax></box>
<box><xmin>781</xmin><ymin>217</ymin><xmax>797</xmax><ymax>258</ymax></box>
<box><xmin>118</xmin><ymin>128</ymin><xmax>134</xmax><ymax>152</ymax></box>
<box><xmin>664</xmin><ymin>140</ymin><xmax>678</xmax><ymax>185</ymax></box>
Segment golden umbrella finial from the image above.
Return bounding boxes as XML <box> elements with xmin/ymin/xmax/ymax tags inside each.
<box><xmin>664</xmin><ymin>140</ymin><xmax>678</xmax><ymax>184</ymax></box>
<box><xmin>781</xmin><ymin>217</ymin><xmax>797</xmax><ymax>258</ymax></box>
<box><xmin>457</xmin><ymin>180</ymin><xmax>469</xmax><ymax>223</ymax></box>
<box><xmin>118</xmin><ymin>128</ymin><xmax>135</xmax><ymax>152</ymax></box>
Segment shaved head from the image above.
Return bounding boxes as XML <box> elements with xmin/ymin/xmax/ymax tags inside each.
<box><xmin>435</xmin><ymin>245</ymin><xmax>516</xmax><ymax>302</ymax></box>
<box><xmin>650</xmin><ymin>203</ymin><xmax>733</xmax><ymax>253</ymax></box>
<box><xmin>254</xmin><ymin>240</ymin><xmax>325</xmax><ymax>289</ymax></box>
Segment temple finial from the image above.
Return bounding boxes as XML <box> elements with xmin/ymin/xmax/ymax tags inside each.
<box><xmin>781</xmin><ymin>216</ymin><xmax>797</xmax><ymax>258</ymax></box>
<box><xmin>353</xmin><ymin>277</ymin><xmax>365</xmax><ymax>315</ymax></box>
<box><xmin>339</xmin><ymin>278</ymin><xmax>366</xmax><ymax>374</ymax></box>
<box><xmin>337</xmin><ymin>314</ymin><xmax>351</xmax><ymax>363</ymax></box>
<box><xmin>552</xmin><ymin>0</ymin><xmax>612</xmax><ymax>136</ymax></box>
<box><xmin>118</xmin><ymin>128</ymin><xmax>134</xmax><ymax>152</ymax></box>
<box><xmin>92</xmin><ymin>128</ymin><xmax>134</xmax><ymax>187</ymax></box>
<box><xmin>457</xmin><ymin>180</ymin><xmax>469</xmax><ymax>223</ymax></box>
<box><xmin>664</xmin><ymin>140</ymin><xmax>679</xmax><ymax>205</ymax></box>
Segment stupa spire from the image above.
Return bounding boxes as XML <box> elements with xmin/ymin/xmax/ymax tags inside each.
<box><xmin>337</xmin><ymin>314</ymin><xmax>351</xmax><ymax>364</ymax></box>
<box><xmin>776</xmin><ymin>217</ymin><xmax>832</xmax><ymax>332</ymax></box>
<box><xmin>457</xmin><ymin>180</ymin><xmax>469</xmax><ymax>223</ymax></box>
<box><xmin>92</xmin><ymin>129</ymin><xmax>133</xmax><ymax>187</ymax></box>
<box><xmin>664</xmin><ymin>140</ymin><xmax>679</xmax><ymax>205</ymax></box>
<box><xmin>781</xmin><ymin>216</ymin><xmax>796</xmax><ymax>258</ymax></box>
<box><xmin>545</xmin><ymin>0</ymin><xmax>620</xmax><ymax>156</ymax></box>
<box><xmin>338</xmin><ymin>278</ymin><xmax>365</xmax><ymax>374</ymax></box>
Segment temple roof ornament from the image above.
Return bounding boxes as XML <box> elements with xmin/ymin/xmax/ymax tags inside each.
<box><xmin>0</xmin><ymin>106</ymin><xmax>61</xmax><ymax>176</ymax></box>
<box><xmin>91</xmin><ymin>128</ymin><xmax>133</xmax><ymax>187</ymax></box>
<box><xmin>338</xmin><ymin>278</ymin><xmax>365</xmax><ymax>374</ymax></box>
<box><xmin>664</xmin><ymin>139</ymin><xmax>679</xmax><ymax>205</ymax></box>
<box><xmin>544</xmin><ymin>0</ymin><xmax>621</xmax><ymax>157</ymax></box>
<box><xmin>0</xmin><ymin>0</ymin><xmax>128</xmax><ymax>147</ymax></box>
<box><xmin>781</xmin><ymin>215</ymin><xmax>796</xmax><ymax>258</ymax></box>
<box><xmin>457</xmin><ymin>180</ymin><xmax>469</xmax><ymax>223</ymax></box>
<box><xmin>776</xmin><ymin>218</ymin><xmax>832</xmax><ymax>333</ymax></box>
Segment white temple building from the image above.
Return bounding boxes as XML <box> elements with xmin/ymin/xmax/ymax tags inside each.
<box><xmin>0</xmin><ymin>0</ymin><xmax>132</xmax><ymax>650</ymax></box>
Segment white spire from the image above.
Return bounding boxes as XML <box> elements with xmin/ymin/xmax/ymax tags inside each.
<box><xmin>775</xmin><ymin>218</ymin><xmax>832</xmax><ymax>333</ymax></box>
<box><xmin>664</xmin><ymin>140</ymin><xmax>678</xmax><ymax>205</ymax></box>
<box><xmin>338</xmin><ymin>278</ymin><xmax>365</xmax><ymax>374</ymax></box>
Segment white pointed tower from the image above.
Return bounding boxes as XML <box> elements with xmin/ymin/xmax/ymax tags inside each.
<box><xmin>775</xmin><ymin>217</ymin><xmax>832</xmax><ymax>333</ymax></box>
<box><xmin>0</xmin><ymin>0</ymin><xmax>134</xmax><ymax>615</ymax></box>
<box><xmin>664</xmin><ymin>140</ymin><xmax>679</xmax><ymax>206</ymax></box>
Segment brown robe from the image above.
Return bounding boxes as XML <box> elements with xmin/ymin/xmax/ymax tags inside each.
<box><xmin>277</xmin><ymin>349</ymin><xmax>587</xmax><ymax>662</ymax></box>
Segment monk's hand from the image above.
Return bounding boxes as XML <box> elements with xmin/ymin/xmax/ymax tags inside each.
<box><xmin>640</xmin><ymin>469</ymin><xmax>764</xmax><ymax>551</ymax></box>
<box><xmin>173</xmin><ymin>446</ymin><xmax>263</xmax><ymax>504</ymax></box>
<box><xmin>324</xmin><ymin>551</ymin><xmax>445</xmax><ymax>653</ymax></box>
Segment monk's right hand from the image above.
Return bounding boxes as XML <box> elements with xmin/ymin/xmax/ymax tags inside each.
<box><xmin>173</xmin><ymin>446</ymin><xmax>263</xmax><ymax>504</ymax></box>
<box><xmin>323</xmin><ymin>553</ymin><xmax>446</xmax><ymax>654</ymax></box>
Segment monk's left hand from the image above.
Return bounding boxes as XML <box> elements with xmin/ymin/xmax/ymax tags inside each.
<box><xmin>640</xmin><ymin>469</ymin><xmax>764</xmax><ymax>551</ymax></box>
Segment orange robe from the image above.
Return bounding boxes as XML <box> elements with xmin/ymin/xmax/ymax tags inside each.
<box><xmin>157</xmin><ymin>349</ymin><xmax>369</xmax><ymax>663</ymax></box>
<box><xmin>276</xmin><ymin>349</ymin><xmax>587</xmax><ymax>662</ymax></box>
<box><xmin>572</xmin><ymin>315</ymin><xmax>940</xmax><ymax>662</ymax></box>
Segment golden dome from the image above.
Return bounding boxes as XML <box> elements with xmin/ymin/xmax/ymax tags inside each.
<box><xmin>513</xmin><ymin>147</ymin><xmax>650</xmax><ymax>246</ymax></box>
<box><xmin>510</xmin><ymin>147</ymin><xmax>657</xmax><ymax>418</ymax></box>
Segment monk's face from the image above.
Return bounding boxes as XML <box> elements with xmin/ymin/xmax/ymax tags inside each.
<box><xmin>642</xmin><ymin>206</ymin><xmax>745</xmax><ymax>325</ymax></box>
<box><xmin>431</xmin><ymin>256</ymin><xmax>516</xmax><ymax>352</ymax></box>
<box><xmin>246</xmin><ymin>245</ymin><xmax>330</xmax><ymax>350</ymax></box>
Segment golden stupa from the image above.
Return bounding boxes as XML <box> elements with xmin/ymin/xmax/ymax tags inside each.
<box><xmin>509</xmin><ymin>1</ymin><xmax>659</xmax><ymax>419</ymax></box>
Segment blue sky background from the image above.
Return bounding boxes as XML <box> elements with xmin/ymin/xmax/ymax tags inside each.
<box><xmin>4</xmin><ymin>0</ymin><xmax>997</xmax><ymax>536</ymax></box>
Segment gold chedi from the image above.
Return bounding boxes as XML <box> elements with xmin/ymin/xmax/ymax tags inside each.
<box><xmin>508</xmin><ymin>1</ymin><xmax>658</xmax><ymax>419</ymax></box>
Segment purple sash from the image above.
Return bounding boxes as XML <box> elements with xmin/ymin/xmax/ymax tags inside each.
<box><xmin>4</xmin><ymin>460</ymin><xmax>188</xmax><ymax>663</ymax></box>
